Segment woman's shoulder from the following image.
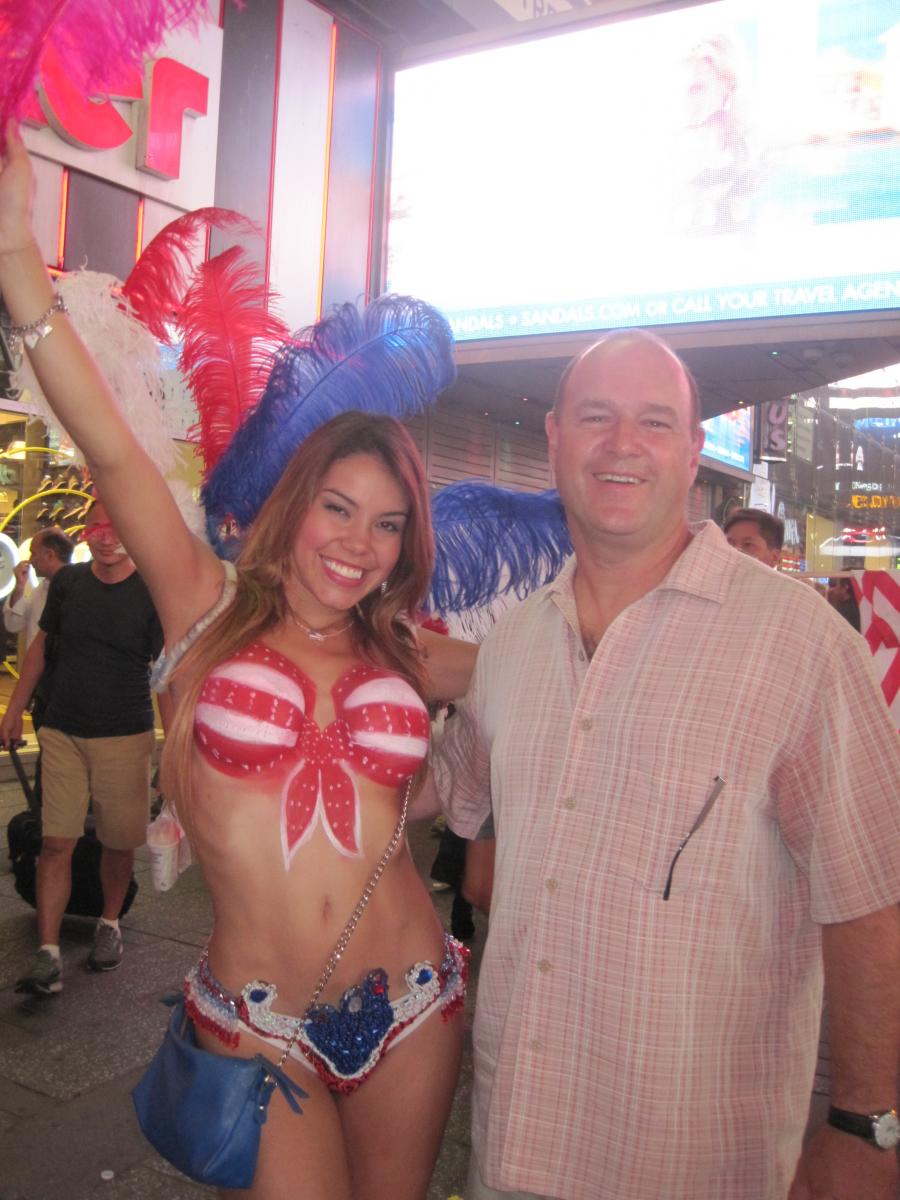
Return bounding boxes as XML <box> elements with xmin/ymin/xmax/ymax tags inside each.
<box><xmin>152</xmin><ymin>561</ymin><xmax>238</xmax><ymax>691</ymax></box>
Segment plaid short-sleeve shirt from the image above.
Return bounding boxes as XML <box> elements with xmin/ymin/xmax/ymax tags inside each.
<box><xmin>434</xmin><ymin>521</ymin><xmax>900</xmax><ymax>1200</ymax></box>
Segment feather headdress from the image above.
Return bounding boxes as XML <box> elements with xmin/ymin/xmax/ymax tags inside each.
<box><xmin>12</xmin><ymin>270</ymin><xmax>207</xmax><ymax>537</ymax></box>
<box><xmin>0</xmin><ymin>0</ymin><xmax>210</xmax><ymax>133</ymax></box>
<box><xmin>14</xmin><ymin>270</ymin><xmax>177</xmax><ymax>474</ymax></box>
<box><xmin>122</xmin><ymin>207</ymin><xmax>261</xmax><ymax>343</ymax></box>
<box><xmin>428</xmin><ymin>481</ymin><xmax>572</xmax><ymax>615</ymax></box>
<box><xmin>202</xmin><ymin>294</ymin><xmax>456</xmax><ymax>548</ymax></box>
<box><xmin>180</xmin><ymin>245</ymin><xmax>291</xmax><ymax>477</ymax></box>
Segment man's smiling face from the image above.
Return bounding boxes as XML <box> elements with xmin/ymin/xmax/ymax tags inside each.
<box><xmin>546</xmin><ymin>333</ymin><xmax>704</xmax><ymax>554</ymax></box>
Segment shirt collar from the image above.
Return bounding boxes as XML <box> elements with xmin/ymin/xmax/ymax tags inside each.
<box><xmin>546</xmin><ymin>520</ymin><xmax>735</xmax><ymax>610</ymax></box>
<box><xmin>657</xmin><ymin>521</ymin><xmax>735</xmax><ymax>604</ymax></box>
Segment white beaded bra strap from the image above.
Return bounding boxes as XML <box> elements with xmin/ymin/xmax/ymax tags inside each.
<box><xmin>151</xmin><ymin>561</ymin><xmax>238</xmax><ymax>692</ymax></box>
<box><xmin>8</xmin><ymin>295</ymin><xmax>69</xmax><ymax>354</ymax></box>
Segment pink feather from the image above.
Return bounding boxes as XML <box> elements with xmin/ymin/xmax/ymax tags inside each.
<box><xmin>178</xmin><ymin>246</ymin><xmax>292</xmax><ymax>477</ymax></box>
<box><xmin>123</xmin><ymin>207</ymin><xmax>261</xmax><ymax>343</ymax></box>
<box><xmin>0</xmin><ymin>0</ymin><xmax>212</xmax><ymax>133</ymax></box>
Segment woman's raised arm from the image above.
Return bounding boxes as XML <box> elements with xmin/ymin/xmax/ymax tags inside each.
<box><xmin>0</xmin><ymin>121</ymin><xmax>223</xmax><ymax>641</ymax></box>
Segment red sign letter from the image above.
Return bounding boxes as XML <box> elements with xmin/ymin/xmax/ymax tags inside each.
<box><xmin>37</xmin><ymin>44</ymin><xmax>142</xmax><ymax>151</ymax></box>
<box><xmin>137</xmin><ymin>58</ymin><xmax>209</xmax><ymax>180</ymax></box>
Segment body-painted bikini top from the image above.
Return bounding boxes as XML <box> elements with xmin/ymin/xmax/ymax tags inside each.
<box><xmin>194</xmin><ymin>642</ymin><xmax>429</xmax><ymax>866</ymax></box>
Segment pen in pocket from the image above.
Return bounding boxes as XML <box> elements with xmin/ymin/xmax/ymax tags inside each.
<box><xmin>662</xmin><ymin>775</ymin><xmax>726</xmax><ymax>901</ymax></box>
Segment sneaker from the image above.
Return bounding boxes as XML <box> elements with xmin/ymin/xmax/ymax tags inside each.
<box><xmin>87</xmin><ymin>922</ymin><xmax>123</xmax><ymax>972</ymax></box>
<box><xmin>14</xmin><ymin>949</ymin><xmax>63</xmax><ymax>995</ymax></box>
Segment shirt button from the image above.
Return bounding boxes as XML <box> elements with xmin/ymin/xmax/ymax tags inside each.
<box><xmin>529</xmin><ymin>1037</ymin><xmax>542</xmax><ymax>1052</ymax></box>
<box><xmin>545</xmin><ymin>878</ymin><xmax>559</xmax><ymax>892</ymax></box>
<box><xmin>562</xmin><ymin>795</ymin><xmax>577</xmax><ymax>810</ymax></box>
<box><xmin>577</xmin><ymin>650</ymin><xmax>586</xmax><ymax>662</ymax></box>
<box><xmin>579</xmin><ymin>717</ymin><xmax>593</xmax><ymax>732</ymax></box>
<box><xmin>536</xmin><ymin>959</ymin><xmax>552</xmax><ymax>974</ymax></box>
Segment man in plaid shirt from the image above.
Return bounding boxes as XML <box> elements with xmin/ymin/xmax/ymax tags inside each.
<box><xmin>435</xmin><ymin>330</ymin><xmax>900</xmax><ymax>1200</ymax></box>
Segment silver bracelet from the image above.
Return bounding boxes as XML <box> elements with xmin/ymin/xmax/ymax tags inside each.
<box><xmin>8</xmin><ymin>295</ymin><xmax>69</xmax><ymax>353</ymax></box>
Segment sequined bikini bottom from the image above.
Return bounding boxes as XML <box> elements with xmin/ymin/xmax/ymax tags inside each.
<box><xmin>183</xmin><ymin>932</ymin><xmax>468</xmax><ymax>1095</ymax></box>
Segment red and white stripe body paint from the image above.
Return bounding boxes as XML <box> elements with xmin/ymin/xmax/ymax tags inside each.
<box><xmin>194</xmin><ymin>643</ymin><xmax>429</xmax><ymax>867</ymax></box>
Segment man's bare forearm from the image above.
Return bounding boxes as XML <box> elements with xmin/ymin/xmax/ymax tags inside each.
<box><xmin>823</xmin><ymin>905</ymin><xmax>900</xmax><ymax>1111</ymax></box>
<box><xmin>5</xmin><ymin>632</ymin><xmax>46</xmax><ymax>717</ymax></box>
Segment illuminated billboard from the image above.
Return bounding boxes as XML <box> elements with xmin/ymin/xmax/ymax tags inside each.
<box><xmin>386</xmin><ymin>0</ymin><xmax>900</xmax><ymax>343</ymax></box>
<box><xmin>701</xmin><ymin>405</ymin><xmax>754</xmax><ymax>473</ymax></box>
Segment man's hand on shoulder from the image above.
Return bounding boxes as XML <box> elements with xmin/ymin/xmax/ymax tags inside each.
<box><xmin>789</xmin><ymin>1123</ymin><xmax>898</xmax><ymax>1200</ymax></box>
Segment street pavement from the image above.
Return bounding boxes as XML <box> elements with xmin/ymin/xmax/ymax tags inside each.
<box><xmin>0</xmin><ymin>756</ymin><xmax>482</xmax><ymax>1200</ymax></box>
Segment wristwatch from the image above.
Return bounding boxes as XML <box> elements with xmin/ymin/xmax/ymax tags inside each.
<box><xmin>827</xmin><ymin>1105</ymin><xmax>900</xmax><ymax>1150</ymax></box>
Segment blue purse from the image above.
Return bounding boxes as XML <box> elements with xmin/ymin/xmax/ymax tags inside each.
<box><xmin>131</xmin><ymin>999</ymin><xmax>308</xmax><ymax>1189</ymax></box>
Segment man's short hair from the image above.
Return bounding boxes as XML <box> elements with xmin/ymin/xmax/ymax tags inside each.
<box><xmin>36</xmin><ymin>527</ymin><xmax>74</xmax><ymax>563</ymax></box>
<box><xmin>723</xmin><ymin>508</ymin><xmax>785</xmax><ymax>552</ymax></box>
<box><xmin>552</xmin><ymin>329</ymin><xmax>703</xmax><ymax>430</ymax></box>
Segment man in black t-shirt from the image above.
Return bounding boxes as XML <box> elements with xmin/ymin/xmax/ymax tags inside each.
<box><xmin>0</xmin><ymin>501</ymin><xmax>163</xmax><ymax>995</ymax></box>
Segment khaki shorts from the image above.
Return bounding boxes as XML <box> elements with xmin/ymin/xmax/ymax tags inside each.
<box><xmin>38</xmin><ymin>726</ymin><xmax>155</xmax><ymax>850</ymax></box>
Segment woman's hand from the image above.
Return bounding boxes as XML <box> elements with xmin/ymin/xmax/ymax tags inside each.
<box><xmin>0</xmin><ymin>120</ymin><xmax>36</xmax><ymax>258</ymax></box>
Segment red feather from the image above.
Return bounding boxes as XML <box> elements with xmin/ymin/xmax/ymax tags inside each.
<box><xmin>122</xmin><ymin>207</ymin><xmax>260</xmax><ymax>343</ymax></box>
<box><xmin>0</xmin><ymin>0</ymin><xmax>211</xmax><ymax>133</ymax></box>
<box><xmin>179</xmin><ymin>246</ymin><xmax>291</xmax><ymax>478</ymax></box>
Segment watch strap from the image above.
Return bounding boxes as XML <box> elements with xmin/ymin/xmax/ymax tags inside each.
<box><xmin>827</xmin><ymin>1105</ymin><xmax>899</xmax><ymax>1148</ymax></box>
<box><xmin>827</xmin><ymin>1106</ymin><xmax>876</xmax><ymax>1140</ymax></box>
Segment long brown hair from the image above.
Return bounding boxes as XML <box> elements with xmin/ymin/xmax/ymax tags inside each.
<box><xmin>161</xmin><ymin>412</ymin><xmax>434</xmax><ymax>817</ymax></box>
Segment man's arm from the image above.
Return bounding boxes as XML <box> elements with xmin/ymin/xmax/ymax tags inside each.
<box><xmin>3</xmin><ymin>562</ymin><xmax>30</xmax><ymax>633</ymax></box>
<box><xmin>431</xmin><ymin>688</ymin><xmax>493</xmax><ymax>841</ymax></box>
<box><xmin>462</xmin><ymin>836</ymin><xmax>495</xmax><ymax>913</ymax></box>
<box><xmin>408</xmin><ymin>769</ymin><xmax>441</xmax><ymax>822</ymax></box>
<box><xmin>0</xmin><ymin>630</ymin><xmax>46</xmax><ymax>747</ymax></box>
<box><xmin>788</xmin><ymin>904</ymin><xmax>900</xmax><ymax>1200</ymax></box>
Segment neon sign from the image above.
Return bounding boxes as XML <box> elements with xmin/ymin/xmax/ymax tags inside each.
<box><xmin>25</xmin><ymin>48</ymin><xmax>209</xmax><ymax>180</ymax></box>
<box><xmin>850</xmin><ymin>495</ymin><xmax>900</xmax><ymax>509</ymax></box>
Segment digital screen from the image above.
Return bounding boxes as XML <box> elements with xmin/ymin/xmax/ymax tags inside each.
<box><xmin>701</xmin><ymin>405</ymin><xmax>754</xmax><ymax>472</ymax></box>
<box><xmin>855</xmin><ymin>415</ymin><xmax>900</xmax><ymax>439</ymax></box>
<box><xmin>386</xmin><ymin>0</ymin><xmax>900</xmax><ymax>342</ymax></box>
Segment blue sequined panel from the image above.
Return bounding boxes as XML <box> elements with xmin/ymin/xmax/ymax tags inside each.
<box><xmin>304</xmin><ymin>969</ymin><xmax>394</xmax><ymax>1075</ymax></box>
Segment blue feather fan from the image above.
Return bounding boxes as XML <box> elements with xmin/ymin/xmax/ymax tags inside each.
<box><xmin>428</xmin><ymin>481</ymin><xmax>572</xmax><ymax>614</ymax></box>
<box><xmin>203</xmin><ymin>294</ymin><xmax>456</xmax><ymax>546</ymax></box>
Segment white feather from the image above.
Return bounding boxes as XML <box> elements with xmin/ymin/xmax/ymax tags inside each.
<box><xmin>443</xmin><ymin>593</ymin><xmax>520</xmax><ymax>643</ymax></box>
<box><xmin>13</xmin><ymin>270</ymin><xmax>207</xmax><ymax>540</ymax></box>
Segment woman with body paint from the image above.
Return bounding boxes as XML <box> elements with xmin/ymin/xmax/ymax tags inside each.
<box><xmin>0</xmin><ymin>121</ymin><xmax>475</xmax><ymax>1200</ymax></box>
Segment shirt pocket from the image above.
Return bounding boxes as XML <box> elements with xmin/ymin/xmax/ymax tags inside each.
<box><xmin>602</xmin><ymin>761</ymin><xmax>757</xmax><ymax>902</ymax></box>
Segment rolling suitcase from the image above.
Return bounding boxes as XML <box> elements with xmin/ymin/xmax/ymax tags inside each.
<box><xmin>5</xmin><ymin>742</ymin><xmax>138</xmax><ymax>918</ymax></box>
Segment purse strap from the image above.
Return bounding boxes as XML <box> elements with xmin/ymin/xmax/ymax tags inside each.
<box><xmin>272</xmin><ymin>777</ymin><xmax>413</xmax><ymax>1072</ymax></box>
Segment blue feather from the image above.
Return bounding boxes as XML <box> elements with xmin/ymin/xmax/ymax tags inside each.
<box><xmin>427</xmin><ymin>482</ymin><xmax>572</xmax><ymax>613</ymax></box>
<box><xmin>203</xmin><ymin>294</ymin><xmax>455</xmax><ymax>544</ymax></box>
